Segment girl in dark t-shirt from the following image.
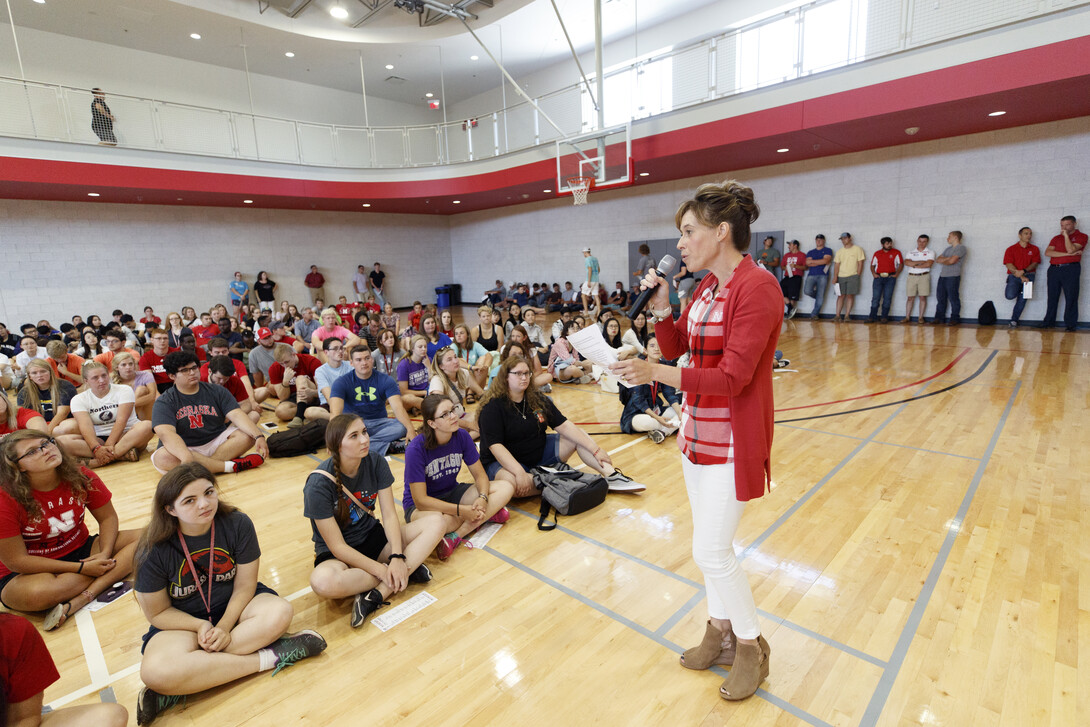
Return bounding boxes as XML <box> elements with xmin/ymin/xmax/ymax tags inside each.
<box><xmin>133</xmin><ymin>463</ymin><xmax>325</xmax><ymax>725</ymax></box>
<box><xmin>303</xmin><ymin>414</ymin><xmax>444</xmax><ymax>629</ymax></box>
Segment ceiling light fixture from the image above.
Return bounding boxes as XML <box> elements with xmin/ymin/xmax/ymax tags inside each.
<box><xmin>330</xmin><ymin>6</ymin><xmax>349</xmax><ymax>20</ymax></box>
<box><xmin>285</xmin><ymin>52</ymin><xmax>295</xmax><ymax>58</ymax></box>
<box><xmin>776</xmin><ymin>148</ymin><xmax>789</xmax><ymax>153</ymax></box>
<box><xmin>425</xmin><ymin>92</ymin><xmax>434</xmax><ymax>98</ymax></box>
<box><xmin>87</xmin><ymin>192</ymin><xmax>100</xmax><ymax>197</ymax></box>
<box><xmin>190</xmin><ymin>33</ymin><xmax>201</xmax><ymax>40</ymax></box>
<box><xmin>543</xmin><ymin>189</ymin><xmax>552</xmax><ymax>193</ymax></box>
<box><xmin>452</xmin><ymin>200</ymin><xmax>461</xmax><ymax>204</ymax></box>
<box><xmin>639</xmin><ymin>172</ymin><xmax>649</xmax><ymax>177</ymax></box>
<box><xmin>33</xmin><ymin>0</ymin><xmax>46</xmax><ymax>4</ymax></box>
<box><xmin>988</xmin><ymin>110</ymin><xmax>1006</xmax><ymax>117</ymax></box>
<box><xmin>243</xmin><ymin>199</ymin><xmax>253</xmax><ymax>204</ymax></box>
<box><xmin>470</xmin><ymin>55</ymin><xmax>479</xmax><ymax>61</ymax></box>
<box><xmin>905</xmin><ymin>126</ymin><xmax>920</xmax><ymax>135</ymax></box>
<box><xmin>362</xmin><ymin>203</ymin><xmax>371</xmax><ymax>207</ymax></box>
<box><xmin>385</xmin><ymin>64</ymin><xmax>394</xmax><ymax>70</ymax></box>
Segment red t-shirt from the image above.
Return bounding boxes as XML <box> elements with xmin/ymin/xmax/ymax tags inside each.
<box><xmin>273</xmin><ymin>335</ymin><xmax>298</xmax><ymax>348</ymax></box>
<box><xmin>362</xmin><ymin>302</ymin><xmax>380</xmax><ymax>316</ymax></box>
<box><xmin>0</xmin><ymin>468</ymin><xmax>111</xmax><ymax>578</ymax></box>
<box><xmin>139</xmin><ymin>349</ymin><xmax>180</xmax><ymax>384</ymax></box>
<box><xmin>0</xmin><ymin>613</ymin><xmax>60</xmax><ymax>703</ymax></box>
<box><xmin>781</xmin><ymin>251</ymin><xmax>807</xmax><ymax>278</ymax></box>
<box><xmin>200</xmin><ymin>359</ymin><xmax>248</xmax><ymax>382</ymax></box>
<box><xmin>140</xmin><ymin>316</ymin><xmax>162</xmax><ymax>326</ymax></box>
<box><xmin>191</xmin><ymin>324</ymin><xmax>220</xmax><ymax>347</ymax></box>
<box><xmin>870</xmin><ymin>248</ymin><xmax>903</xmax><ymax>275</ymax></box>
<box><xmin>267</xmin><ymin>353</ymin><xmax>322</xmax><ymax>395</ymax></box>
<box><xmin>1047</xmin><ymin>230</ymin><xmax>1088</xmax><ymax>265</ymax></box>
<box><xmin>1003</xmin><ymin>242</ymin><xmax>1041</xmax><ymax>272</ymax></box>
<box><xmin>408</xmin><ymin>311</ymin><xmax>422</xmax><ymax>330</ymax></box>
<box><xmin>0</xmin><ymin>408</ymin><xmax>43</xmax><ymax>440</ymax></box>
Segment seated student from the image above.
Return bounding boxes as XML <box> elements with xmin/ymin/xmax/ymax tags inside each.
<box><xmin>352</xmin><ymin>309</ymin><xmax>369</xmax><ymax>338</ymax></box>
<box><xmin>293</xmin><ymin>307</ymin><xmax>320</xmax><ymax>348</ymax></box>
<box><xmin>403</xmin><ymin>395</ymin><xmax>512</xmax><ymax>560</ymax></box>
<box><xmin>505</xmin><ymin>329</ymin><xmax>553</xmax><ymax>390</ymax></box>
<box><xmin>507</xmin><ymin>284</ymin><xmax>529</xmax><ymax>310</ymax></box>
<box><xmin>484</xmin><ymin>279</ymin><xmax>507</xmax><ymax>308</ymax></box>
<box><xmin>73</xmin><ymin>329</ymin><xmax>104</xmax><ymax>361</ymax></box>
<box><xmin>139</xmin><ymin>328</ymin><xmax>178</xmax><ymax>394</ymax></box>
<box><xmin>134</xmin><ymin>463</ymin><xmax>326</xmax><ymax>725</ymax></box>
<box><xmin>406</xmin><ymin>300</ymin><xmax>424</xmax><ymax>333</ymax></box>
<box><xmin>419</xmin><ymin>314</ymin><xmax>452</xmax><ymax>361</ymax></box>
<box><xmin>379</xmin><ymin>302</ymin><xmax>400</xmax><ymax>336</ymax></box>
<box><xmin>428</xmin><ymin>347</ymin><xmax>483</xmax><ymax>436</ymax></box>
<box><xmin>452</xmin><ymin>323</ymin><xmax>492</xmax><ymax>391</ymax></box>
<box><xmin>13</xmin><ymin>336</ymin><xmax>48</xmax><ymax>387</ymax></box>
<box><xmin>472</xmin><ymin>305</ymin><xmax>504</xmax><ymax>353</ymax></box>
<box><xmin>360</xmin><ymin>294</ymin><xmax>380</xmax><ymax>317</ymax></box>
<box><xmin>359</xmin><ymin>314</ymin><xmax>382</xmax><ymax>350</ymax></box>
<box><xmin>189</xmin><ymin>313</ymin><xmax>220</xmax><ymax>350</ymax></box>
<box><xmin>0</xmin><ymin>321</ymin><xmax>20</xmax><ymax>359</ymax></box>
<box><xmin>545</xmin><ymin>283</ymin><xmax>564</xmax><ymax>312</ymax></box>
<box><xmin>618</xmin><ymin>335</ymin><xmax>682</xmax><ymax>444</ymax></box>
<box><xmin>273</xmin><ymin>300</ymin><xmax>292</xmax><ymax>324</ymax></box>
<box><xmin>1</xmin><ymin>612</ymin><xmax>129</xmax><ymax>726</ymax></box>
<box><xmin>205</xmin><ymin>356</ymin><xmax>262</xmax><ymax>425</ymax></box>
<box><xmin>265</xmin><ymin>320</ymin><xmax>302</xmax><ymax>355</ymax></box>
<box><xmin>18</xmin><ymin>360</ymin><xmax>76</xmax><ymax>436</ymax></box>
<box><xmin>304</xmin><ymin>414</ymin><xmax>444</xmax><ymax>628</ymax></box>
<box><xmin>334</xmin><ymin>297</ymin><xmax>358</xmax><ymax>331</ymax></box>
<box><xmin>45</xmin><ymin>339</ymin><xmax>84</xmax><ymax>388</ymax></box>
<box><xmin>602</xmin><ymin>317</ymin><xmax>639</xmax><ymax>360</ymax></box>
<box><xmin>0</xmin><ymin>352</ymin><xmax>13</xmax><ymax>391</ymax></box>
<box><xmin>438</xmin><ymin>309</ymin><xmax>455</xmax><ymax>338</ymax></box>
<box><xmin>477</xmin><ymin>356</ymin><xmax>644</xmax><ymax>497</ymax></box>
<box><xmin>311</xmin><ymin>309</ymin><xmax>360</xmax><ymax>362</ymax></box>
<box><xmin>373</xmin><ymin>328</ymin><xmax>403</xmax><ymax>378</ymax></box>
<box><xmin>150</xmin><ymin>352</ymin><xmax>268</xmax><ymax>475</ymax></box>
<box><xmin>309</xmin><ymin>338</ymin><xmax>351</xmax><ymax>422</ymax></box>
<box><xmin>0</xmin><ymin>393</ymin><xmax>46</xmax><ymax>443</ymax></box>
<box><xmin>503</xmin><ymin>303</ymin><xmax>522</xmax><ymax>338</ymax></box>
<box><xmin>247</xmin><ymin>327</ymin><xmax>279</xmax><ymax>400</ymax></box>
<box><xmin>163</xmin><ymin>312</ymin><xmax>186</xmax><ymax>349</ymax></box>
<box><xmin>176</xmin><ymin>329</ymin><xmax>207</xmax><ymax>363</ymax></box>
<box><xmin>140</xmin><ymin>306</ymin><xmax>162</xmax><ymax>327</ymax></box>
<box><xmin>548</xmin><ymin>319</ymin><xmax>594</xmax><ymax>384</ymax></box>
<box><xmin>268</xmin><ymin>344</ymin><xmax>323</xmax><ymax>427</ymax></box>
<box><xmin>605</xmin><ymin>281</ymin><xmax>628</xmax><ymax>312</ymax></box>
<box><xmin>0</xmin><ymin>430</ymin><xmax>142</xmax><ymax>631</ymax></box>
<box><xmin>329</xmin><ymin>345</ymin><xmax>415</xmax><ymax>456</ymax></box>
<box><xmin>112</xmin><ymin>352</ymin><xmax>158</xmax><ymax>421</ymax></box>
<box><xmin>58</xmin><ymin>361</ymin><xmax>154</xmax><ymax>466</ymax></box>
<box><xmin>202</xmin><ymin>338</ymin><xmax>263</xmax><ymax>409</ymax></box>
<box><xmin>560</xmin><ymin>281</ymin><xmax>580</xmax><ymax>312</ymax></box>
<box><xmin>622</xmin><ymin>312</ymin><xmax>650</xmax><ymax>356</ymax></box>
<box><xmin>118</xmin><ymin>315</ymin><xmax>146</xmax><ymax>352</ymax></box>
<box><xmin>179</xmin><ymin>307</ymin><xmax>197</xmax><ymax>328</ymax></box>
<box><xmin>214</xmin><ymin>317</ymin><xmax>244</xmax><ymax>359</ymax></box>
<box><xmin>396</xmin><ymin>336</ymin><xmax>431</xmax><ymax>413</ymax></box>
<box><xmin>550</xmin><ymin>309</ymin><xmax>574</xmax><ymax>343</ymax></box>
<box><xmin>94</xmin><ymin>328</ymin><xmax>141</xmax><ymax>369</ymax></box>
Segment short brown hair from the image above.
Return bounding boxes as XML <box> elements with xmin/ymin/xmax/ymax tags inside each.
<box><xmin>675</xmin><ymin>179</ymin><xmax>760</xmax><ymax>253</ymax></box>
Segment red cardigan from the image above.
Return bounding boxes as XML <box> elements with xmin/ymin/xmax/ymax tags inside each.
<box><xmin>655</xmin><ymin>256</ymin><xmax>782</xmax><ymax>501</ymax></box>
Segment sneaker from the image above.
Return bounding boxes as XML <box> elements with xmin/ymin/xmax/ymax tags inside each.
<box><xmin>136</xmin><ymin>686</ymin><xmax>185</xmax><ymax>725</ymax></box>
<box><xmin>386</xmin><ymin>439</ymin><xmax>408</xmax><ymax>455</ymax></box>
<box><xmin>541</xmin><ymin>383</ymin><xmax>552</xmax><ymax>393</ymax></box>
<box><xmin>268</xmin><ymin>629</ymin><xmax>327</xmax><ymax>675</ymax></box>
<box><xmin>785</xmin><ymin>305</ymin><xmax>797</xmax><ymax>320</ymax></box>
<box><xmin>810</xmin><ymin>314</ymin><xmax>819</xmax><ymax>321</ymax></box>
<box><xmin>1009</xmin><ymin>320</ymin><xmax>1018</xmax><ymax>328</ymax></box>
<box><xmin>774</xmin><ymin>358</ymin><xmax>790</xmax><ymax>369</ymax></box>
<box><xmin>231</xmin><ymin>453</ymin><xmax>264</xmax><ymax>473</ymax></box>
<box><xmin>409</xmin><ymin>563</ymin><xmax>432</xmax><ymax>584</ymax></box>
<box><xmin>351</xmin><ymin>588</ymin><xmax>387</xmax><ymax>628</ymax></box>
<box><xmin>436</xmin><ymin>532</ymin><xmax>462</xmax><ymax>561</ymax></box>
<box><xmin>577</xmin><ymin>374</ymin><xmax>593</xmax><ymax>384</ymax></box>
<box><xmin>488</xmin><ymin>507</ymin><xmax>510</xmax><ymax>524</ymax></box>
<box><xmin>647</xmin><ymin>429</ymin><xmax>666</xmax><ymax>444</ymax></box>
<box><xmin>605</xmin><ymin>469</ymin><xmax>646</xmax><ymax>493</ymax></box>
<box><xmin>286</xmin><ymin>416</ymin><xmax>304</xmax><ymax>429</ymax></box>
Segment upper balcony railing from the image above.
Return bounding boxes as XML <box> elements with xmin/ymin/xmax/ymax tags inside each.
<box><xmin>0</xmin><ymin>0</ymin><xmax>1082</xmax><ymax>169</ymax></box>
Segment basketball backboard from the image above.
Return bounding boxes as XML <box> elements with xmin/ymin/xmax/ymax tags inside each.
<box><xmin>556</xmin><ymin>122</ymin><xmax>632</xmax><ymax>199</ymax></box>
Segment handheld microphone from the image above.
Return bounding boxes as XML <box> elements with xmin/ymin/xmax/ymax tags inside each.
<box><xmin>628</xmin><ymin>254</ymin><xmax>677</xmax><ymax>321</ymax></box>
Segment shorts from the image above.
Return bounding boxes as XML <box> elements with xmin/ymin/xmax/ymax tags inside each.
<box><xmin>140</xmin><ymin>582</ymin><xmax>278</xmax><ymax>654</ymax></box>
<box><xmin>580</xmin><ymin>282</ymin><xmax>600</xmax><ymax>297</ymax></box>
<box><xmin>906</xmin><ymin>273</ymin><xmax>931</xmax><ymax>297</ymax></box>
<box><xmin>0</xmin><ymin>535</ymin><xmax>99</xmax><ymax>609</ymax></box>
<box><xmin>150</xmin><ymin>425</ymin><xmax>242</xmax><ymax>475</ymax></box>
<box><xmin>404</xmin><ymin>481</ymin><xmax>476</xmax><ymax>523</ymax></box>
<box><xmin>780</xmin><ymin>276</ymin><xmax>802</xmax><ymax>301</ymax></box>
<box><xmin>838</xmin><ymin>275</ymin><xmax>861</xmax><ymax>295</ymax></box>
<box><xmin>485</xmin><ymin>432</ymin><xmax>560</xmax><ymax>479</ymax></box>
<box><xmin>677</xmin><ymin>277</ymin><xmax>696</xmax><ymax>298</ymax></box>
<box><xmin>313</xmin><ymin>526</ymin><xmax>389</xmax><ymax>568</ymax></box>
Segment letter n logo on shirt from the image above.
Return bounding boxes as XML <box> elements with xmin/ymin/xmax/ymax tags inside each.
<box><xmin>187</xmin><ymin>414</ymin><xmax>204</xmax><ymax>429</ymax></box>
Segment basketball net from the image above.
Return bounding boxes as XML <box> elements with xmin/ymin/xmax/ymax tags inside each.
<box><xmin>567</xmin><ymin>176</ymin><xmax>594</xmax><ymax>206</ymax></box>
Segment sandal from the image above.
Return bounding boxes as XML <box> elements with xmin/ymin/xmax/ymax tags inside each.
<box><xmin>43</xmin><ymin>601</ymin><xmax>72</xmax><ymax>631</ymax></box>
<box><xmin>123</xmin><ymin>448</ymin><xmax>141</xmax><ymax>462</ymax></box>
<box><xmin>680</xmin><ymin>620</ymin><xmax>735</xmax><ymax>670</ymax></box>
<box><xmin>719</xmin><ymin>635</ymin><xmax>770</xmax><ymax>701</ymax></box>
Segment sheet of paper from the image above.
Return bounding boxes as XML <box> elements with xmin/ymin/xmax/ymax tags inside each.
<box><xmin>370</xmin><ymin>591</ymin><xmax>437</xmax><ymax>632</ymax></box>
<box><xmin>567</xmin><ymin>325</ymin><xmax>632</xmax><ymax>387</ymax></box>
<box><xmin>833</xmin><ymin>282</ymin><xmax>842</xmax><ymax>297</ymax></box>
<box><xmin>467</xmin><ymin>522</ymin><xmax>502</xmax><ymax>549</ymax></box>
<box><xmin>1023</xmin><ymin>280</ymin><xmax>1033</xmax><ymax>299</ymax></box>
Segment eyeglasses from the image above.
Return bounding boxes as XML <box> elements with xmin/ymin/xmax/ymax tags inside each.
<box><xmin>15</xmin><ymin>438</ymin><xmax>57</xmax><ymax>462</ymax></box>
<box><xmin>509</xmin><ymin>370</ymin><xmax>532</xmax><ymax>378</ymax></box>
<box><xmin>175</xmin><ymin>365</ymin><xmax>200</xmax><ymax>375</ymax></box>
<box><xmin>435</xmin><ymin>405</ymin><xmax>465</xmax><ymax>421</ymax></box>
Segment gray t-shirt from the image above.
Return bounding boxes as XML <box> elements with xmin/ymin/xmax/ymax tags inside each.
<box><xmin>294</xmin><ymin>318</ymin><xmax>321</xmax><ymax>343</ymax></box>
<box><xmin>939</xmin><ymin>244</ymin><xmax>967</xmax><ymax>277</ymax></box>
<box><xmin>248</xmin><ymin>343</ymin><xmax>277</xmax><ymax>379</ymax></box>
<box><xmin>152</xmin><ymin>382</ymin><xmax>239</xmax><ymax>446</ymax></box>
<box><xmin>303</xmin><ymin>454</ymin><xmax>393</xmax><ymax>556</ymax></box>
<box><xmin>636</xmin><ymin>254</ymin><xmax>656</xmax><ymax>279</ymax></box>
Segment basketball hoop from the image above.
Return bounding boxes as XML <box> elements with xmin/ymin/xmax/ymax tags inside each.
<box><xmin>567</xmin><ymin>176</ymin><xmax>594</xmax><ymax>206</ymax></box>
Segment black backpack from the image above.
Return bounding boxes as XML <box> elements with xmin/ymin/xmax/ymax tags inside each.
<box><xmin>978</xmin><ymin>300</ymin><xmax>997</xmax><ymax>326</ymax></box>
<box><xmin>532</xmin><ymin>466</ymin><xmax>609</xmax><ymax>530</ymax></box>
<box><xmin>267</xmin><ymin>419</ymin><xmax>328</xmax><ymax>458</ymax></box>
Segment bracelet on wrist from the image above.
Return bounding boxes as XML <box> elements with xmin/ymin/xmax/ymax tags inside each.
<box><xmin>388</xmin><ymin>553</ymin><xmax>407</xmax><ymax>561</ymax></box>
<box><xmin>77</xmin><ymin>561</ymin><xmax>84</xmax><ymax>574</ymax></box>
<box><xmin>476</xmin><ymin>493</ymin><xmax>489</xmax><ymax>503</ymax></box>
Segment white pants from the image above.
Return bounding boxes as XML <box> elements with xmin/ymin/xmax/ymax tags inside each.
<box><xmin>682</xmin><ymin>457</ymin><xmax>761</xmax><ymax>639</ymax></box>
<box><xmin>631</xmin><ymin>414</ymin><xmax>679</xmax><ymax>432</ymax></box>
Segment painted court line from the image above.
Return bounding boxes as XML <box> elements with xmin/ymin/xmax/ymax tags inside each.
<box><xmin>859</xmin><ymin>381</ymin><xmax>1021</xmax><ymax>726</ymax></box>
<box><xmin>776</xmin><ymin>423</ymin><xmax>982</xmax><ymax>461</ymax></box>
<box><xmin>75</xmin><ymin>608</ymin><xmax>109</xmax><ymax>686</ymax></box>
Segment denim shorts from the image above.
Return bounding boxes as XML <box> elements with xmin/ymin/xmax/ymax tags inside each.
<box><xmin>485</xmin><ymin>432</ymin><xmax>560</xmax><ymax>479</ymax></box>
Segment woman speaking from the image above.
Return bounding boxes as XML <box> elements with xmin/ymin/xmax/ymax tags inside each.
<box><xmin>610</xmin><ymin>180</ymin><xmax>781</xmax><ymax>701</ymax></box>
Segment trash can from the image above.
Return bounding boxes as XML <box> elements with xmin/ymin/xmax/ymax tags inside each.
<box><xmin>435</xmin><ymin>285</ymin><xmax>452</xmax><ymax>309</ymax></box>
<box><xmin>448</xmin><ymin>283</ymin><xmax>462</xmax><ymax>306</ymax></box>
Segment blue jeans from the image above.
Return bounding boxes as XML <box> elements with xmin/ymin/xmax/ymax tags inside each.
<box><xmin>1043</xmin><ymin>263</ymin><xmax>1080</xmax><ymax>329</ymax></box>
<box><xmin>803</xmin><ymin>274</ymin><xmax>828</xmax><ymax>317</ymax></box>
<box><xmin>363</xmin><ymin>416</ymin><xmax>407</xmax><ymax>456</ymax></box>
<box><xmin>935</xmin><ymin>276</ymin><xmax>961</xmax><ymax>323</ymax></box>
<box><xmin>869</xmin><ymin>277</ymin><xmax>896</xmax><ymax>319</ymax></box>
<box><xmin>371</xmin><ymin>289</ymin><xmax>386</xmax><ymax>309</ymax></box>
<box><xmin>1004</xmin><ymin>272</ymin><xmax>1034</xmax><ymax>322</ymax></box>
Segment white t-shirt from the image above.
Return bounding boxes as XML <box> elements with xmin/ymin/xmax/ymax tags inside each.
<box><xmin>14</xmin><ymin>349</ymin><xmax>47</xmax><ymax>370</ymax></box>
<box><xmin>70</xmin><ymin>383</ymin><xmax>139</xmax><ymax>435</ymax></box>
<box><xmin>905</xmin><ymin>247</ymin><xmax>935</xmax><ymax>274</ymax></box>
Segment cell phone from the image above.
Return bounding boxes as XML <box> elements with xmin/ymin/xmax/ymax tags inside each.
<box><xmin>260</xmin><ymin>421</ymin><xmax>279</xmax><ymax>431</ymax></box>
<box><xmin>96</xmin><ymin>581</ymin><xmax>132</xmax><ymax>604</ymax></box>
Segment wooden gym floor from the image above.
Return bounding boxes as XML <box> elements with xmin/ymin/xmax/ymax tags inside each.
<box><xmin>22</xmin><ymin>310</ymin><xmax>1089</xmax><ymax>726</ymax></box>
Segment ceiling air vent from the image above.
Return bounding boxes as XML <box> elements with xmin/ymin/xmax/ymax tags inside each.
<box><xmin>385</xmin><ymin>76</ymin><xmax>407</xmax><ymax>85</ymax></box>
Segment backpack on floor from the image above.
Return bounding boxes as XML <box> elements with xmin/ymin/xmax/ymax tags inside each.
<box><xmin>978</xmin><ymin>300</ymin><xmax>997</xmax><ymax>326</ymax></box>
<box><xmin>532</xmin><ymin>466</ymin><xmax>609</xmax><ymax>531</ymax></box>
<box><xmin>267</xmin><ymin>419</ymin><xmax>328</xmax><ymax>458</ymax></box>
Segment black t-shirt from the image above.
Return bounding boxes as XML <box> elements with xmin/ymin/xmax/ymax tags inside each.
<box><xmin>152</xmin><ymin>382</ymin><xmax>239</xmax><ymax>446</ymax></box>
<box><xmin>254</xmin><ymin>280</ymin><xmax>276</xmax><ymax>302</ymax></box>
<box><xmin>303</xmin><ymin>454</ymin><xmax>393</xmax><ymax>557</ymax></box>
<box><xmin>0</xmin><ymin>334</ymin><xmax>17</xmax><ymax>358</ymax></box>
<box><xmin>17</xmin><ymin>381</ymin><xmax>76</xmax><ymax>423</ymax></box>
<box><xmin>134</xmin><ymin>511</ymin><xmax>260</xmax><ymax>619</ymax></box>
<box><xmin>369</xmin><ymin>271</ymin><xmax>385</xmax><ymax>289</ymax></box>
<box><xmin>478</xmin><ymin>395</ymin><xmax>566</xmax><ymax>470</ymax></box>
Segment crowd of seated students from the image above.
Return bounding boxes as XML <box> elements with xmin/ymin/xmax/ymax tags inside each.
<box><xmin>0</xmin><ymin>285</ymin><xmax>670</xmax><ymax>724</ymax></box>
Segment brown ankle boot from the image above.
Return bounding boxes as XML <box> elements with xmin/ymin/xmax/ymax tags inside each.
<box><xmin>719</xmin><ymin>635</ymin><xmax>770</xmax><ymax>700</ymax></box>
<box><xmin>679</xmin><ymin>620</ymin><xmax>735</xmax><ymax>670</ymax></box>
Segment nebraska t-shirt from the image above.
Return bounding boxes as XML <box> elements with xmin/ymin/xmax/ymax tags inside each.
<box><xmin>0</xmin><ymin>408</ymin><xmax>42</xmax><ymax>440</ymax></box>
<box><xmin>0</xmin><ymin>468</ymin><xmax>111</xmax><ymax>577</ymax></box>
<box><xmin>151</xmin><ymin>382</ymin><xmax>239</xmax><ymax>447</ymax></box>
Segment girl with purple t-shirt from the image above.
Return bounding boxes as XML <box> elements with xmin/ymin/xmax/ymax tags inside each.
<box><xmin>396</xmin><ymin>336</ymin><xmax>430</xmax><ymax>413</ymax></box>
<box><xmin>402</xmin><ymin>395</ymin><xmax>513</xmax><ymax>561</ymax></box>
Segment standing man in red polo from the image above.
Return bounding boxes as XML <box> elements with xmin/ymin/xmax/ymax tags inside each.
<box><xmin>1041</xmin><ymin>215</ymin><xmax>1086</xmax><ymax>331</ymax></box>
<box><xmin>1003</xmin><ymin>227</ymin><xmax>1041</xmax><ymax>328</ymax></box>
<box><xmin>305</xmin><ymin>265</ymin><xmax>326</xmax><ymax>305</ymax></box>
<box><xmin>867</xmin><ymin>237</ymin><xmax>903</xmax><ymax>323</ymax></box>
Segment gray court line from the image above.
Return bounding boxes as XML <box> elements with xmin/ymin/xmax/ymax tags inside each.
<box><xmin>654</xmin><ymin>589</ymin><xmax>707</xmax><ymax>637</ymax></box>
<box><xmin>99</xmin><ymin>687</ymin><xmax>117</xmax><ymax>704</ymax></box>
<box><xmin>754</xmin><ymin>609</ymin><xmax>887</xmax><ymax>669</ymax></box>
<box><xmin>483</xmin><ymin>545</ymin><xmax>834</xmax><ymax>727</ymax></box>
<box><xmin>859</xmin><ymin>380</ymin><xmax>1021</xmax><ymax>727</ymax></box>
<box><xmin>776</xmin><ymin>423</ymin><xmax>981</xmax><ymax>461</ymax></box>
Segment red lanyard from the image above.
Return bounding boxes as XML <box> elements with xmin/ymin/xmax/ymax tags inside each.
<box><xmin>651</xmin><ymin>381</ymin><xmax>660</xmax><ymax>408</ymax></box>
<box><xmin>178</xmin><ymin>521</ymin><xmax>215</xmax><ymax>621</ymax></box>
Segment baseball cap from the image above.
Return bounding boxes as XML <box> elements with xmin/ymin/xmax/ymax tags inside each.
<box><xmin>839</xmin><ymin>232</ymin><xmax>851</xmax><ymax>239</ymax></box>
<box><xmin>582</xmin><ymin>247</ymin><xmax>591</xmax><ymax>252</ymax></box>
<box><xmin>269</xmin><ymin>320</ymin><xmax>286</xmax><ymax>330</ymax></box>
<box><xmin>257</xmin><ymin>327</ymin><xmax>273</xmax><ymax>340</ymax></box>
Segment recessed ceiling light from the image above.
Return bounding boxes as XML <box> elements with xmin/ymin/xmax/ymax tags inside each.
<box><xmin>330</xmin><ymin>6</ymin><xmax>349</xmax><ymax>19</ymax></box>
<box><xmin>243</xmin><ymin>199</ymin><xmax>253</xmax><ymax>204</ymax></box>
<box><xmin>361</xmin><ymin>203</ymin><xmax>371</xmax><ymax>207</ymax></box>
<box><xmin>87</xmin><ymin>192</ymin><xmax>100</xmax><ymax>197</ymax></box>
<box><xmin>285</xmin><ymin>52</ymin><xmax>295</xmax><ymax>58</ymax></box>
<box><xmin>385</xmin><ymin>64</ymin><xmax>394</xmax><ymax>70</ymax></box>
<box><xmin>452</xmin><ymin>200</ymin><xmax>461</xmax><ymax>204</ymax></box>
<box><xmin>425</xmin><ymin>92</ymin><xmax>434</xmax><ymax>98</ymax></box>
<box><xmin>543</xmin><ymin>189</ymin><xmax>552</xmax><ymax>193</ymax></box>
<box><xmin>33</xmin><ymin>0</ymin><xmax>45</xmax><ymax>4</ymax></box>
<box><xmin>905</xmin><ymin>126</ymin><xmax>920</xmax><ymax>135</ymax></box>
<box><xmin>776</xmin><ymin>148</ymin><xmax>789</xmax><ymax>153</ymax></box>
<box><xmin>177</xmin><ymin>197</ymin><xmax>183</xmax><ymax>201</ymax></box>
<box><xmin>470</xmin><ymin>55</ymin><xmax>479</xmax><ymax>61</ymax></box>
<box><xmin>639</xmin><ymin>172</ymin><xmax>649</xmax><ymax>177</ymax></box>
<box><xmin>190</xmin><ymin>33</ymin><xmax>201</xmax><ymax>40</ymax></box>
<box><xmin>988</xmin><ymin>110</ymin><xmax>1006</xmax><ymax>117</ymax></box>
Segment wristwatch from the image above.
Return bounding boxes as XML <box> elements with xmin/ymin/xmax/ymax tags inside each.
<box><xmin>650</xmin><ymin>306</ymin><xmax>672</xmax><ymax>322</ymax></box>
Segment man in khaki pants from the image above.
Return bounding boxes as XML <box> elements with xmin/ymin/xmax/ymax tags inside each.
<box><xmin>903</xmin><ymin>235</ymin><xmax>935</xmax><ymax>323</ymax></box>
